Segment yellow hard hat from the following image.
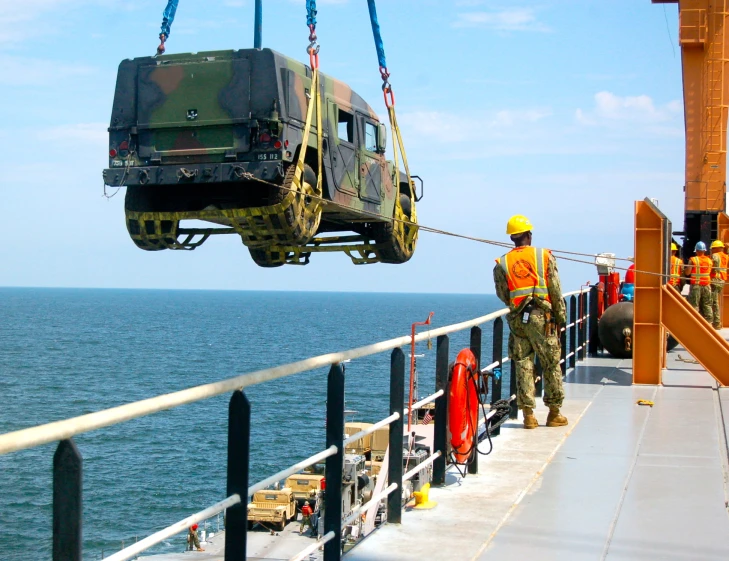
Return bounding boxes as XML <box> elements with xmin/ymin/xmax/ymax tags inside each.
<box><xmin>506</xmin><ymin>215</ymin><xmax>533</xmax><ymax>236</ymax></box>
<box><xmin>671</xmin><ymin>242</ymin><xmax>678</xmax><ymax>251</ymax></box>
<box><xmin>711</xmin><ymin>240</ymin><xmax>724</xmax><ymax>249</ymax></box>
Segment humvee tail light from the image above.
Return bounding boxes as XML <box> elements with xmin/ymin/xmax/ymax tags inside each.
<box><xmin>260</xmin><ymin>132</ymin><xmax>271</xmax><ymax>143</ymax></box>
<box><xmin>109</xmin><ymin>148</ymin><xmax>117</xmax><ymax>158</ymax></box>
<box><xmin>119</xmin><ymin>141</ymin><xmax>129</xmax><ymax>151</ymax></box>
<box><xmin>274</xmin><ymin>140</ymin><xmax>282</xmax><ymax>149</ymax></box>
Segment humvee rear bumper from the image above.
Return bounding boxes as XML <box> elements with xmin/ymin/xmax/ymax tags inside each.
<box><xmin>103</xmin><ymin>160</ymin><xmax>284</xmax><ymax>187</ymax></box>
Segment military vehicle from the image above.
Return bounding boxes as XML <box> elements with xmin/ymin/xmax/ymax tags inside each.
<box><xmin>284</xmin><ymin>473</ymin><xmax>325</xmax><ymax>512</ymax></box>
<box><xmin>103</xmin><ymin>47</ymin><xmax>420</xmax><ymax>267</ymax></box>
<box><xmin>247</xmin><ymin>488</ymin><xmax>297</xmax><ymax>531</ymax></box>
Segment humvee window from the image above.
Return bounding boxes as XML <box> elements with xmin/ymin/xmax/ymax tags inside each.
<box><xmin>365</xmin><ymin>122</ymin><xmax>377</xmax><ymax>152</ymax></box>
<box><xmin>338</xmin><ymin>110</ymin><xmax>354</xmax><ymax>143</ymax></box>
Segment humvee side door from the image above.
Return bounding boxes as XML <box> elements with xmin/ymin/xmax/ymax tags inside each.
<box><xmin>328</xmin><ymin>103</ymin><xmax>359</xmax><ymax>196</ymax></box>
<box><xmin>358</xmin><ymin>115</ymin><xmax>383</xmax><ymax>204</ymax></box>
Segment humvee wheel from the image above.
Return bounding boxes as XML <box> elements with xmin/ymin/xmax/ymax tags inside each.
<box><xmin>124</xmin><ymin>187</ymin><xmax>178</xmax><ymax>251</ymax></box>
<box><xmin>277</xmin><ymin>518</ymin><xmax>286</xmax><ymax>532</ymax></box>
<box><xmin>372</xmin><ymin>192</ymin><xmax>417</xmax><ymax>264</ymax></box>
<box><xmin>267</xmin><ymin>163</ymin><xmax>321</xmax><ymax>245</ymax></box>
<box><xmin>248</xmin><ymin>248</ymin><xmax>286</xmax><ymax>268</ymax></box>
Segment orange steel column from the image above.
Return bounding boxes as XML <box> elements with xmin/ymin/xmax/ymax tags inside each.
<box><xmin>664</xmin><ymin>0</ymin><xmax>729</xmax><ymax>214</ymax></box>
<box><xmin>633</xmin><ymin>200</ymin><xmax>666</xmax><ymax>385</ymax></box>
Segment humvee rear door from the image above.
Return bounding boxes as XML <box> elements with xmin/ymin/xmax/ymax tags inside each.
<box><xmin>328</xmin><ymin>102</ymin><xmax>359</xmax><ymax>196</ymax></box>
<box><xmin>358</xmin><ymin>116</ymin><xmax>383</xmax><ymax>204</ymax></box>
<box><xmin>136</xmin><ymin>57</ymin><xmax>251</xmax><ymax>158</ymax></box>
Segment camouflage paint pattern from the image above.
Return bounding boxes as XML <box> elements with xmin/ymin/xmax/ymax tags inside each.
<box><xmin>688</xmin><ymin>285</ymin><xmax>713</xmax><ymax>324</ymax></box>
<box><xmin>103</xmin><ymin>47</ymin><xmax>414</xmax><ymax>264</ymax></box>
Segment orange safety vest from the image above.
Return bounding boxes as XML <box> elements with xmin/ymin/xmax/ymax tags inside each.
<box><xmin>669</xmin><ymin>256</ymin><xmax>682</xmax><ymax>287</ymax></box>
<box><xmin>689</xmin><ymin>255</ymin><xmax>712</xmax><ymax>286</ymax></box>
<box><xmin>714</xmin><ymin>252</ymin><xmax>729</xmax><ymax>282</ymax></box>
<box><xmin>496</xmin><ymin>247</ymin><xmax>552</xmax><ymax>308</ymax></box>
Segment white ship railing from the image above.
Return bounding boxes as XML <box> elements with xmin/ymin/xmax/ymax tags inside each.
<box><xmin>0</xmin><ymin>286</ymin><xmax>595</xmax><ymax>561</ymax></box>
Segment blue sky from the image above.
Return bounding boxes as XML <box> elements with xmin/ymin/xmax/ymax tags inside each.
<box><xmin>0</xmin><ymin>1</ymin><xmax>686</xmax><ymax>293</ymax></box>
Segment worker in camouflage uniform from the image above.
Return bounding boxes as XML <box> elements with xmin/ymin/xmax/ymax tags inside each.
<box><xmin>710</xmin><ymin>240</ymin><xmax>728</xmax><ymax>329</ymax></box>
<box><xmin>187</xmin><ymin>524</ymin><xmax>204</xmax><ymax>552</ymax></box>
<box><xmin>684</xmin><ymin>241</ymin><xmax>713</xmax><ymax>324</ymax></box>
<box><xmin>493</xmin><ymin>215</ymin><xmax>567</xmax><ymax>430</ymax></box>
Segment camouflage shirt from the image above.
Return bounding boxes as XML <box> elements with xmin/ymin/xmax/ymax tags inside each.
<box><xmin>712</xmin><ymin>253</ymin><xmax>724</xmax><ymax>285</ymax></box>
<box><xmin>493</xmin><ymin>249</ymin><xmax>567</xmax><ymax>326</ymax></box>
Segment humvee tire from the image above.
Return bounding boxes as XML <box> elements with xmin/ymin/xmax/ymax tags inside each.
<box><xmin>372</xmin><ymin>192</ymin><xmax>415</xmax><ymax>264</ymax></box>
<box><xmin>124</xmin><ymin>186</ymin><xmax>178</xmax><ymax>251</ymax></box>
<box><xmin>248</xmin><ymin>248</ymin><xmax>286</xmax><ymax>267</ymax></box>
<box><xmin>268</xmin><ymin>163</ymin><xmax>319</xmax><ymax>245</ymax></box>
<box><xmin>277</xmin><ymin>518</ymin><xmax>286</xmax><ymax>532</ymax></box>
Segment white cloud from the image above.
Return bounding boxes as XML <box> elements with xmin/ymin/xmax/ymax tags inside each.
<box><xmin>399</xmin><ymin>107</ymin><xmax>552</xmax><ymax>138</ymax></box>
<box><xmin>453</xmin><ymin>8</ymin><xmax>550</xmax><ymax>32</ymax></box>
<box><xmin>576</xmin><ymin>91</ymin><xmax>682</xmax><ymax>125</ymax></box>
<box><xmin>38</xmin><ymin>123</ymin><xmax>108</xmax><ymax>144</ymax></box>
<box><xmin>0</xmin><ymin>55</ymin><xmax>95</xmax><ymax>86</ymax></box>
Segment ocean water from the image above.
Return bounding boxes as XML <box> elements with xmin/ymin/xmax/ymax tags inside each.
<box><xmin>0</xmin><ymin>288</ymin><xmax>506</xmax><ymax>560</ymax></box>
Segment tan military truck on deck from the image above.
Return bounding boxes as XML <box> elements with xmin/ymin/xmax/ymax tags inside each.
<box><xmin>285</xmin><ymin>474</ymin><xmax>325</xmax><ymax>512</ymax></box>
<box><xmin>247</xmin><ymin>488</ymin><xmax>296</xmax><ymax>531</ymax></box>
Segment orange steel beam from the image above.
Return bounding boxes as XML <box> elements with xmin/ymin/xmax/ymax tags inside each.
<box><xmin>634</xmin><ymin>199</ymin><xmax>666</xmax><ymax>384</ymax></box>
<box><xmin>662</xmin><ymin>285</ymin><xmax>729</xmax><ymax>385</ymax></box>
<box><xmin>634</xmin><ymin>199</ymin><xmax>729</xmax><ymax>385</ymax></box>
<box><xmin>655</xmin><ymin>0</ymin><xmax>729</xmax><ymax>213</ymax></box>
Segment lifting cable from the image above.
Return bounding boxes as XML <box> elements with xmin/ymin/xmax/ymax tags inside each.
<box><xmin>156</xmin><ymin>0</ymin><xmax>178</xmax><ymax>55</ymax></box>
<box><xmin>367</xmin><ymin>0</ymin><xmax>418</xmax><ymax>249</ymax></box>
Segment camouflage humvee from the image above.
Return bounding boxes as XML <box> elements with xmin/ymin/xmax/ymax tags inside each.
<box><xmin>103</xmin><ymin>48</ymin><xmax>420</xmax><ymax>267</ymax></box>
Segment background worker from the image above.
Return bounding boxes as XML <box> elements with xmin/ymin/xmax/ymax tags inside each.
<box><xmin>299</xmin><ymin>501</ymin><xmax>314</xmax><ymax>535</ymax></box>
<box><xmin>668</xmin><ymin>243</ymin><xmax>684</xmax><ymax>290</ymax></box>
<box><xmin>493</xmin><ymin>215</ymin><xmax>567</xmax><ymax>430</ymax></box>
<box><xmin>684</xmin><ymin>241</ymin><xmax>713</xmax><ymax>323</ymax></box>
<box><xmin>187</xmin><ymin>524</ymin><xmax>204</xmax><ymax>552</ymax></box>
<box><xmin>710</xmin><ymin>240</ymin><xmax>728</xmax><ymax>329</ymax></box>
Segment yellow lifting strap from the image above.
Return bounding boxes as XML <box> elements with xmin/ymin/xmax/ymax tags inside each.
<box><xmin>292</xmin><ymin>64</ymin><xmax>324</xmax><ymax>205</ymax></box>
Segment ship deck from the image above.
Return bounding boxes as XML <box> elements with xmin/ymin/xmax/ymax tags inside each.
<box><xmin>143</xmin><ymin>332</ymin><xmax>729</xmax><ymax>561</ymax></box>
<box><xmin>348</xmin><ymin>331</ymin><xmax>729</xmax><ymax>561</ymax></box>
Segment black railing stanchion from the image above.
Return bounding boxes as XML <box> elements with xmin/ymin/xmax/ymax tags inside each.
<box><xmin>588</xmin><ymin>286</ymin><xmax>599</xmax><ymax>356</ymax></box>
<box><xmin>225</xmin><ymin>390</ymin><xmax>250</xmax><ymax>561</ymax></box>
<box><xmin>324</xmin><ymin>363</ymin><xmax>345</xmax><ymax>560</ymax></box>
<box><xmin>433</xmin><ymin>334</ymin><xmax>449</xmax><ymax>486</ymax></box>
<box><xmin>535</xmin><ymin>356</ymin><xmax>543</xmax><ymax>397</ymax></box>
<box><xmin>387</xmin><ymin>349</ymin><xmax>406</xmax><ymax>522</ymax></box>
<box><xmin>560</xmin><ymin>324</ymin><xmax>567</xmax><ymax>377</ymax></box>
<box><xmin>509</xmin><ymin>357</ymin><xmax>518</xmax><ymax>419</ymax></box>
<box><xmin>578</xmin><ymin>293</ymin><xmax>586</xmax><ymax>361</ymax></box>
<box><xmin>53</xmin><ymin>439</ymin><xmax>82</xmax><ymax>561</ymax></box>
<box><xmin>491</xmin><ymin>317</ymin><xmax>504</xmax><ymax>436</ymax></box>
<box><xmin>468</xmin><ymin>326</ymin><xmax>482</xmax><ymax>475</ymax></box>
<box><xmin>569</xmin><ymin>295</ymin><xmax>577</xmax><ymax>369</ymax></box>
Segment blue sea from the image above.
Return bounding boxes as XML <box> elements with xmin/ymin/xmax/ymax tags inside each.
<box><xmin>0</xmin><ymin>288</ymin><xmax>506</xmax><ymax>560</ymax></box>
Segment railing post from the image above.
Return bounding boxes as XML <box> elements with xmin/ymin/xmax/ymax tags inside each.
<box><xmin>588</xmin><ymin>286</ymin><xmax>599</xmax><ymax>356</ymax></box>
<box><xmin>433</xmin><ymin>334</ymin><xmax>449</xmax><ymax>486</ymax></box>
<box><xmin>53</xmin><ymin>439</ymin><xmax>82</xmax><ymax>561</ymax></box>
<box><xmin>324</xmin><ymin>363</ymin><xmax>345</xmax><ymax>560</ymax></box>
<box><xmin>509</xmin><ymin>358</ymin><xmax>518</xmax><ymax>419</ymax></box>
<box><xmin>387</xmin><ymin>349</ymin><xmax>406</xmax><ymax>522</ymax></box>
<box><xmin>560</xmin><ymin>324</ymin><xmax>567</xmax><ymax>377</ymax></box>
<box><xmin>491</xmin><ymin>317</ymin><xmax>504</xmax><ymax>436</ymax></box>
<box><xmin>225</xmin><ymin>390</ymin><xmax>250</xmax><ymax>561</ymax></box>
<box><xmin>468</xmin><ymin>326</ymin><xmax>482</xmax><ymax>475</ymax></box>
<box><xmin>578</xmin><ymin>293</ymin><xmax>586</xmax><ymax>361</ymax></box>
<box><xmin>569</xmin><ymin>295</ymin><xmax>577</xmax><ymax>369</ymax></box>
<box><xmin>535</xmin><ymin>356</ymin><xmax>544</xmax><ymax>397</ymax></box>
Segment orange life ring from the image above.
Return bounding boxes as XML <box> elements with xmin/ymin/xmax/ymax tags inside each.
<box><xmin>448</xmin><ymin>348</ymin><xmax>479</xmax><ymax>465</ymax></box>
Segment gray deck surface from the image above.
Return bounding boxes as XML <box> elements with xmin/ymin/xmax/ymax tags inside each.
<box><xmin>141</xmin><ymin>334</ymin><xmax>729</xmax><ymax>561</ymax></box>
<box><xmin>348</xmin><ymin>334</ymin><xmax>729</xmax><ymax>561</ymax></box>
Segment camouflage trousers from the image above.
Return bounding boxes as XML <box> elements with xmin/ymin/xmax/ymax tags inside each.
<box><xmin>688</xmin><ymin>285</ymin><xmax>713</xmax><ymax>324</ymax></box>
<box><xmin>187</xmin><ymin>530</ymin><xmax>201</xmax><ymax>551</ymax></box>
<box><xmin>711</xmin><ymin>283</ymin><xmax>724</xmax><ymax>328</ymax></box>
<box><xmin>508</xmin><ymin>310</ymin><xmax>564</xmax><ymax>410</ymax></box>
